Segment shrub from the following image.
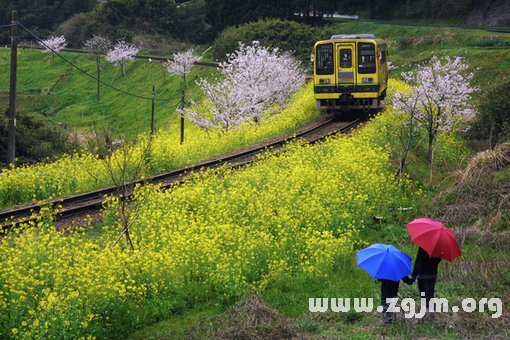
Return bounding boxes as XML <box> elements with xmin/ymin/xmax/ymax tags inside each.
<box><xmin>0</xmin><ymin>108</ymin><xmax>75</xmax><ymax>166</ymax></box>
<box><xmin>212</xmin><ymin>19</ymin><xmax>333</xmax><ymax>65</ymax></box>
<box><xmin>57</xmin><ymin>13</ymin><xmax>93</xmax><ymax>48</ymax></box>
<box><xmin>469</xmin><ymin>77</ymin><xmax>510</xmax><ymax>148</ymax></box>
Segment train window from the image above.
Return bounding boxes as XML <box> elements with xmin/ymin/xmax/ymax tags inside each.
<box><xmin>316</xmin><ymin>44</ymin><xmax>334</xmax><ymax>75</ymax></box>
<box><xmin>358</xmin><ymin>43</ymin><xmax>376</xmax><ymax>74</ymax></box>
<box><xmin>339</xmin><ymin>49</ymin><xmax>352</xmax><ymax>68</ymax></box>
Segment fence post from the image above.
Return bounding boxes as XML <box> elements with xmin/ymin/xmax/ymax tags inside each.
<box><xmin>7</xmin><ymin>10</ymin><xmax>18</xmax><ymax>167</ymax></box>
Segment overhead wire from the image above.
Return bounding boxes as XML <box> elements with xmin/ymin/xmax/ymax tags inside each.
<box><xmin>17</xmin><ymin>22</ymin><xmax>182</xmax><ymax>103</ymax></box>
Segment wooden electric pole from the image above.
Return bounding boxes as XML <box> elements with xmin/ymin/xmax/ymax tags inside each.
<box><xmin>180</xmin><ymin>89</ymin><xmax>185</xmax><ymax>145</ymax></box>
<box><xmin>7</xmin><ymin>10</ymin><xmax>18</xmax><ymax>166</ymax></box>
<box><xmin>180</xmin><ymin>73</ymin><xmax>188</xmax><ymax>145</ymax></box>
<box><xmin>151</xmin><ymin>85</ymin><xmax>156</xmax><ymax>135</ymax></box>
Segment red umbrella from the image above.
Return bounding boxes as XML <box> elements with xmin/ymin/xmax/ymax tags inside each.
<box><xmin>406</xmin><ymin>218</ymin><xmax>461</xmax><ymax>262</ymax></box>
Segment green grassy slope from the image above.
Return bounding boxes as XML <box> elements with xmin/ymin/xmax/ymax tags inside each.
<box><xmin>327</xmin><ymin>21</ymin><xmax>510</xmax><ymax>88</ymax></box>
<box><xmin>132</xmin><ymin>232</ymin><xmax>507</xmax><ymax>339</ymax></box>
<box><xmin>0</xmin><ymin>48</ymin><xmax>217</xmax><ymax>138</ymax></box>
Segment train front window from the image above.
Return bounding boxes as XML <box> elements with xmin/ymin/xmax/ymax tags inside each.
<box><xmin>339</xmin><ymin>49</ymin><xmax>351</xmax><ymax>68</ymax></box>
<box><xmin>316</xmin><ymin>44</ymin><xmax>334</xmax><ymax>75</ymax></box>
<box><xmin>358</xmin><ymin>43</ymin><xmax>376</xmax><ymax>74</ymax></box>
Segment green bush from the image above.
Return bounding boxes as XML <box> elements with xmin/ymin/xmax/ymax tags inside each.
<box><xmin>469</xmin><ymin>78</ymin><xmax>510</xmax><ymax>147</ymax></box>
<box><xmin>0</xmin><ymin>108</ymin><xmax>76</xmax><ymax>166</ymax></box>
<box><xmin>212</xmin><ymin>19</ymin><xmax>334</xmax><ymax>66</ymax></box>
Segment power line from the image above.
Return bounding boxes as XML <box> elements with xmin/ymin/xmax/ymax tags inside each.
<box><xmin>18</xmin><ymin>23</ymin><xmax>181</xmax><ymax>102</ymax></box>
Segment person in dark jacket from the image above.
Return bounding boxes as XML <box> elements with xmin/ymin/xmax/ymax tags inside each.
<box><xmin>410</xmin><ymin>247</ymin><xmax>442</xmax><ymax>312</ymax></box>
<box><xmin>378</xmin><ymin>276</ymin><xmax>414</xmax><ymax>324</ymax></box>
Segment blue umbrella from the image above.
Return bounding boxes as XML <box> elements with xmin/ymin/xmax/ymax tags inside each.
<box><xmin>356</xmin><ymin>243</ymin><xmax>412</xmax><ymax>281</ymax></box>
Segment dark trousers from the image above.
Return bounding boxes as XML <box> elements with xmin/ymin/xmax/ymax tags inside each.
<box><xmin>380</xmin><ymin>280</ymin><xmax>399</xmax><ymax>323</ymax></box>
<box><xmin>417</xmin><ymin>278</ymin><xmax>437</xmax><ymax>310</ymax></box>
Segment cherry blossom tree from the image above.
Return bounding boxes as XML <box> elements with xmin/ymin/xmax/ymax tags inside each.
<box><xmin>183</xmin><ymin>79</ymin><xmax>256</xmax><ymax>132</ymax></box>
<box><xmin>40</xmin><ymin>35</ymin><xmax>67</xmax><ymax>62</ymax></box>
<box><xmin>106</xmin><ymin>40</ymin><xmax>139</xmax><ymax>77</ymax></box>
<box><xmin>165</xmin><ymin>49</ymin><xmax>201</xmax><ymax>85</ymax></box>
<box><xmin>180</xmin><ymin>41</ymin><xmax>305</xmax><ymax>132</ymax></box>
<box><xmin>84</xmin><ymin>35</ymin><xmax>111</xmax><ymax>102</ymax></box>
<box><xmin>393</xmin><ymin>55</ymin><xmax>477</xmax><ymax>182</ymax></box>
<box><xmin>220</xmin><ymin>41</ymin><xmax>305</xmax><ymax>117</ymax></box>
<box><xmin>165</xmin><ymin>49</ymin><xmax>202</xmax><ymax>143</ymax></box>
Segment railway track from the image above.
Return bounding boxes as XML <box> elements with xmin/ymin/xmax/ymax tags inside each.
<box><xmin>0</xmin><ymin>115</ymin><xmax>362</xmax><ymax>232</ymax></box>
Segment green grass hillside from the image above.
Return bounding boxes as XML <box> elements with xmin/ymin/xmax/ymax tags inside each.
<box><xmin>0</xmin><ymin>48</ymin><xmax>217</xmax><ymax>138</ymax></box>
<box><xmin>327</xmin><ymin>21</ymin><xmax>510</xmax><ymax>88</ymax></box>
<box><xmin>2</xmin><ymin>22</ymin><xmax>508</xmax><ymax>142</ymax></box>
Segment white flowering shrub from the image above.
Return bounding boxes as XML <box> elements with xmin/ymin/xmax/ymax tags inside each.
<box><xmin>106</xmin><ymin>40</ymin><xmax>139</xmax><ymax>76</ymax></box>
<box><xmin>84</xmin><ymin>35</ymin><xmax>111</xmax><ymax>56</ymax></box>
<box><xmin>40</xmin><ymin>35</ymin><xmax>67</xmax><ymax>61</ymax></box>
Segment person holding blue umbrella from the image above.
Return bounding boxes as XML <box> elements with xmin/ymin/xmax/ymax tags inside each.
<box><xmin>357</xmin><ymin>243</ymin><xmax>414</xmax><ymax>324</ymax></box>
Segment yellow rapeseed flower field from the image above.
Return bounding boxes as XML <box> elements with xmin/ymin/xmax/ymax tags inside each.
<box><xmin>0</xmin><ymin>80</ymin><xmax>437</xmax><ymax>338</ymax></box>
<box><xmin>0</xmin><ymin>84</ymin><xmax>320</xmax><ymax>209</ymax></box>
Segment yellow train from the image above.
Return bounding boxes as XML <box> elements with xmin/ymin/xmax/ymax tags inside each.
<box><xmin>313</xmin><ymin>34</ymin><xmax>388</xmax><ymax>111</ymax></box>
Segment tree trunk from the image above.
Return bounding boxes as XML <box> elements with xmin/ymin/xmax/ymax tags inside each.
<box><xmin>428</xmin><ymin>132</ymin><xmax>434</xmax><ymax>184</ymax></box>
<box><xmin>397</xmin><ymin>139</ymin><xmax>412</xmax><ymax>180</ymax></box>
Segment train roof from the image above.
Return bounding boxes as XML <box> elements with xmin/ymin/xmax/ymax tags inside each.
<box><xmin>315</xmin><ymin>34</ymin><xmax>387</xmax><ymax>46</ymax></box>
<box><xmin>330</xmin><ymin>34</ymin><xmax>375</xmax><ymax>39</ymax></box>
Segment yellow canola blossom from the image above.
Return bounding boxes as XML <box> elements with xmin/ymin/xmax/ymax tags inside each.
<box><xmin>0</xmin><ymin>80</ymin><xmax>428</xmax><ymax>338</ymax></box>
<box><xmin>0</xmin><ymin>84</ymin><xmax>320</xmax><ymax>209</ymax></box>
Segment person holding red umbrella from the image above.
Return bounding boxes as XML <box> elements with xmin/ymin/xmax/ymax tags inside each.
<box><xmin>409</xmin><ymin>247</ymin><xmax>442</xmax><ymax>312</ymax></box>
<box><xmin>405</xmin><ymin>218</ymin><xmax>462</xmax><ymax>314</ymax></box>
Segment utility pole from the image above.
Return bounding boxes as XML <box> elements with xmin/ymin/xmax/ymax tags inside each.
<box><xmin>151</xmin><ymin>85</ymin><xmax>155</xmax><ymax>135</ymax></box>
<box><xmin>180</xmin><ymin>88</ymin><xmax>185</xmax><ymax>145</ymax></box>
<box><xmin>96</xmin><ymin>55</ymin><xmax>101</xmax><ymax>103</ymax></box>
<box><xmin>180</xmin><ymin>74</ymin><xmax>188</xmax><ymax>145</ymax></box>
<box><xmin>7</xmin><ymin>10</ymin><xmax>18</xmax><ymax>167</ymax></box>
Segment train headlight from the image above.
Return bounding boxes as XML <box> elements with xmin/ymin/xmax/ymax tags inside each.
<box><xmin>362</xmin><ymin>77</ymin><xmax>373</xmax><ymax>83</ymax></box>
<box><xmin>319</xmin><ymin>78</ymin><xmax>331</xmax><ymax>84</ymax></box>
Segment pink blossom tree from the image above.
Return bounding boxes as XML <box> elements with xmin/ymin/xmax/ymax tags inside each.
<box><xmin>165</xmin><ymin>49</ymin><xmax>202</xmax><ymax>143</ymax></box>
<box><xmin>40</xmin><ymin>35</ymin><xmax>67</xmax><ymax>62</ymax></box>
<box><xmin>183</xmin><ymin>79</ymin><xmax>255</xmax><ymax>132</ymax></box>
<box><xmin>180</xmin><ymin>41</ymin><xmax>305</xmax><ymax>132</ymax></box>
<box><xmin>220</xmin><ymin>41</ymin><xmax>305</xmax><ymax>118</ymax></box>
<box><xmin>393</xmin><ymin>55</ymin><xmax>477</xmax><ymax>182</ymax></box>
<box><xmin>106</xmin><ymin>40</ymin><xmax>139</xmax><ymax>77</ymax></box>
<box><xmin>84</xmin><ymin>35</ymin><xmax>111</xmax><ymax>102</ymax></box>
